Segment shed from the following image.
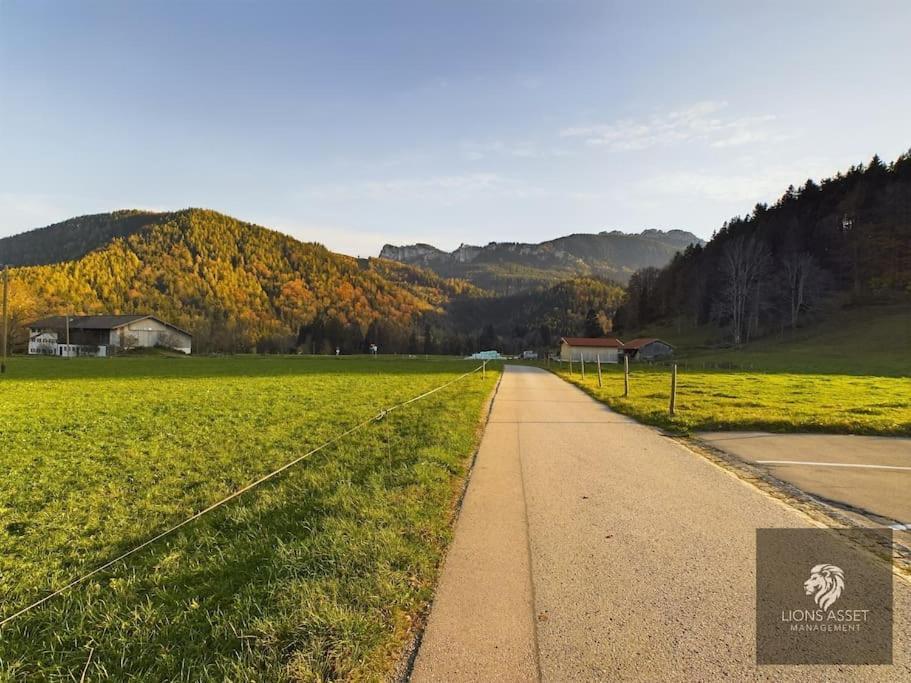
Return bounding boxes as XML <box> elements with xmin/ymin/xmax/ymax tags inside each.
<box><xmin>559</xmin><ymin>337</ymin><xmax>624</xmax><ymax>363</ymax></box>
<box><xmin>622</xmin><ymin>338</ymin><xmax>674</xmax><ymax>361</ymax></box>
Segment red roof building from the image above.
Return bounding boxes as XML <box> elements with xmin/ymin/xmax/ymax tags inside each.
<box><xmin>559</xmin><ymin>336</ymin><xmax>624</xmax><ymax>363</ymax></box>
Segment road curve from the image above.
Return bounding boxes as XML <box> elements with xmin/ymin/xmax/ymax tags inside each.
<box><xmin>411</xmin><ymin>365</ymin><xmax>911</xmax><ymax>682</ymax></box>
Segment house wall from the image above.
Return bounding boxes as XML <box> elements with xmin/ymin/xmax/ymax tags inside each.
<box><xmin>28</xmin><ymin>331</ymin><xmax>59</xmax><ymax>355</ymax></box>
<box><xmin>560</xmin><ymin>343</ymin><xmax>619</xmax><ymax>363</ymax></box>
<box><xmin>113</xmin><ymin>319</ymin><xmax>191</xmax><ymax>353</ymax></box>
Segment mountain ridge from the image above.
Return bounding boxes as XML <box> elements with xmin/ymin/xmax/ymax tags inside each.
<box><xmin>379</xmin><ymin>229</ymin><xmax>704</xmax><ymax>292</ymax></box>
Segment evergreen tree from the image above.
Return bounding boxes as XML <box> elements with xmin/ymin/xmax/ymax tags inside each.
<box><xmin>584</xmin><ymin>308</ymin><xmax>603</xmax><ymax>337</ymax></box>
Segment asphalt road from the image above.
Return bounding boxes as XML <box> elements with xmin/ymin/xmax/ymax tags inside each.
<box><xmin>411</xmin><ymin>365</ymin><xmax>911</xmax><ymax>682</ymax></box>
<box><xmin>697</xmin><ymin>432</ymin><xmax>911</xmax><ymax>531</ymax></box>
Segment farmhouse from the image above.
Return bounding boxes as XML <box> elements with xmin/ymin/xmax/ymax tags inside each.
<box><xmin>28</xmin><ymin>315</ymin><xmax>192</xmax><ymax>356</ymax></box>
<box><xmin>559</xmin><ymin>337</ymin><xmax>624</xmax><ymax>363</ymax></box>
<box><xmin>622</xmin><ymin>338</ymin><xmax>674</xmax><ymax>361</ymax></box>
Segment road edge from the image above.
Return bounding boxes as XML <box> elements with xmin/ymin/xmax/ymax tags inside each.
<box><xmin>392</xmin><ymin>368</ymin><xmax>505</xmax><ymax>683</ymax></box>
<box><xmin>679</xmin><ymin>434</ymin><xmax>911</xmax><ymax>578</ymax></box>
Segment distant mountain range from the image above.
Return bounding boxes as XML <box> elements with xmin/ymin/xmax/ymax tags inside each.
<box><xmin>380</xmin><ymin>229</ymin><xmax>704</xmax><ymax>292</ymax></box>
<box><xmin>0</xmin><ymin>210</ymin><xmax>699</xmax><ymax>354</ymax></box>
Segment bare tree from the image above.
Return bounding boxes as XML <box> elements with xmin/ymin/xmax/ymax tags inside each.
<box><xmin>782</xmin><ymin>251</ymin><xmax>811</xmax><ymax>329</ymax></box>
<box><xmin>719</xmin><ymin>236</ymin><xmax>770</xmax><ymax>345</ymax></box>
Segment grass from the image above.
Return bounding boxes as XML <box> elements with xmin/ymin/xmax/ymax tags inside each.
<box><xmin>550</xmin><ymin>362</ymin><xmax>911</xmax><ymax>436</ymax></box>
<box><xmin>635</xmin><ymin>302</ymin><xmax>911</xmax><ymax>376</ymax></box>
<box><xmin>562</xmin><ymin>302</ymin><xmax>910</xmax><ymax>434</ymax></box>
<box><xmin>0</xmin><ymin>355</ymin><xmax>499</xmax><ymax>681</ymax></box>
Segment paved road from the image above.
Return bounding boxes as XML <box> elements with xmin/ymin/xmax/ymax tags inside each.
<box><xmin>697</xmin><ymin>432</ymin><xmax>911</xmax><ymax>531</ymax></box>
<box><xmin>411</xmin><ymin>365</ymin><xmax>911</xmax><ymax>682</ymax></box>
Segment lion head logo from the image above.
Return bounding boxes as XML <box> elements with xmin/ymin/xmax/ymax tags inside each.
<box><xmin>804</xmin><ymin>564</ymin><xmax>845</xmax><ymax>610</ymax></box>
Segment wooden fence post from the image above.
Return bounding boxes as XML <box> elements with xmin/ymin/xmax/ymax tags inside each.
<box><xmin>669</xmin><ymin>363</ymin><xmax>677</xmax><ymax>416</ymax></box>
<box><xmin>623</xmin><ymin>354</ymin><xmax>629</xmax><ymax>397</ymax></box>
<box><xmin>569</xmin><ymin>356</ymin><xmax>573</xmax><ymax>375</ymax></box>
<box><xmin>482</xmin><ymin>360</ymin><xmax>487</xmax><ymax>379</ymax></box>
<box><xmin>596</xmin><ymin>354</ymin><xmax>603</xmax><ymax>388</ymax></box>
<box><xmin>580</xmin><ymin>355</ymin><xmax>585</xmax><ymax>379</ymax></box>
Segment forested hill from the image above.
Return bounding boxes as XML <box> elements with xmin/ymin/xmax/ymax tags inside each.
<box><xmin>615</xmin><ymin>151</ymin><xmax>911</xmax><ymax>343</ymax></box>
<box><xmin>380</xmin><ymin>229</ymin><xmax>703</xmax><ymax>293</ymax></box>
<box><xmin>3</xmin><ymin>209</ymin><xmax>478</xmax><ymax>352</ymax></box>
<box><xmin>0</xmin><ymin>210</ymin><xmax>169</xmax><ymax>267</ymax></box>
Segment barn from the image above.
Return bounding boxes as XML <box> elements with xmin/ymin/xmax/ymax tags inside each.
<box><xmin>28</xmin><ymin>315</ymin><xmax>192</xmax><ymax>356</ymax></box>
<box><xmin>559</xmin><ymin>337</ymin><xmax>624</xmax><ymax>363</ymax></box>
<box><xmin>622</xmin><ymin>338</ymin><xmax>674</xmax><ymax>361</ymax></box>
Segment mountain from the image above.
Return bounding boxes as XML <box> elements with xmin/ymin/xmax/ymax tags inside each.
<box><xmin>379</xmin><ymin>229</ymin><xmax>704</xmax><ymax>293</ymax></box>
<box><xmin>613</xmin><ymin>151</ymin><xmax>911</xmax><ymax>343</ymax></box>
<box><xmin>0</xmin><ymin>209</ymin><xmax>478</xmax><ymax>353</ymax></box>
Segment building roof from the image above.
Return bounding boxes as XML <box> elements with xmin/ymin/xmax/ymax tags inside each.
<box><xmin>560</xmin><ymin>336</ymin><xmax>624</xmax><ymax>348</ymax></box>
<box><xmin>29</xmin><ymin>314</ymin><xmax>191</xmax><ymax>336</ymax></box>
<box><xmin>622</xmin><ymin>338</ymin><xmax>674</xmax><ymax>349</ymax></box>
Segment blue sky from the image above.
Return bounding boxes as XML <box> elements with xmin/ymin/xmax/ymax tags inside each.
<box><xmin>1</xmin><ymin>1</ymin><xmax>909</xmax><ymax>256</ymax></box>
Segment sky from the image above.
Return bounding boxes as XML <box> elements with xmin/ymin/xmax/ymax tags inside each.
<box><xmin>1</xmin><ymin>1</ymin><xmax>910</xmax><ymax>257</ymax></box>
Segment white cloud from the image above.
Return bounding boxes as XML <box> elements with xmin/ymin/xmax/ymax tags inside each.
<box><xmin>561</xmin><ymin>101</ymin><xmax>781</xmax><ymax>151</ymax></box>
<box><xmin>302</xmin><ymin>173</ymin><xmax>534</xmax><ymax>203</ymax></box>
<box><xmin>644</xmin><ymin>159</ymin><xmax>836</xmax><ymax>205</ymax></box>
<box><xmin>459</xmin><ymin>139</ymin><xmax>551</xmax><ymax>161</ymax></box>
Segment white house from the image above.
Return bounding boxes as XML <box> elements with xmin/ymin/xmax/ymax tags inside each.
<box><xmin>559</xmin><ymin>337</ymin><xmax>624</xmax><ymax>363</ymax></box>
<box><xmin>28</xmin><ymin>315</ymin><xmax>192</xmax><ymax>356</ymax></box>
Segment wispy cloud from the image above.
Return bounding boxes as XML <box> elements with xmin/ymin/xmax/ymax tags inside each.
<box><xmin>643</xmin><ymin>159</ymin><xmax>835</xmax><ymax>205</ymax></box>
<box><xmin>560</xmin><ymin>101</ymin><xmax>781</xmax><ymax>151</ymax></box>
<box><xmin>459</xmin><ymin>139</ymin><xmax>568</xmax><ymax>162</ymax></box>
<box><xmin>302</xmin><ymin>173</ymin><xmax>534</xmax><ymax>203</ymax></box>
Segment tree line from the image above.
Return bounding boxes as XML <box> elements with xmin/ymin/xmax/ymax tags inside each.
<box><xmin>614</xmin><ymin>151</ymin><xmax>911</xmax><ymax>343</ymax></box>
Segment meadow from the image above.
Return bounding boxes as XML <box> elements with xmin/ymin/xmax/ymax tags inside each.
<box><xmin>0</xmin><ymin>356</ymin><xmax>498</xmax><ymax>681</ymax></box>
<box><xmin>550</xmin><ymin>302</ymin><xmax>910</xmax><ymax>436</ymax></box>
<box><xmin>551</xmin><ymin>361</ymin><xmax>911</xmax><ymax>436</ymax></box>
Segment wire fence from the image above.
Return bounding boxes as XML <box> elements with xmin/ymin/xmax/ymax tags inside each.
<box><xmin>0</xmin><ymin>363</ymin><xmax>486</xmax><ymax>629</ymax></box>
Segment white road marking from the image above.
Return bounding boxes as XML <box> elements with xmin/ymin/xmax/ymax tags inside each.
<box><xmin>756</xmin><ymin>460</ymin><xmax>911</xmax><ymax>471</ymax></box>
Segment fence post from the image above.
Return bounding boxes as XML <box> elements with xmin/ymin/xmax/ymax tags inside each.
<box><xmin>580</xmin><ymin>355</ymin><xmax>585</xmax><ymax>379</ymax></box>
<box><xmin>569</xmin><ymin>356</ymin><xmax>573</xmax><ymax>375</ymax></box>
<box><xmin>596</xmin><ymin>354</ymin><xmax>602</xmax><ymax>388</ymax></box>
<box><xmin>482</xmin><ymin>360</ymin><xmax>487</xmax><ymax>379</ymax></box>
<box><xmin>669</xmin><ymin>363</ymin><xmax>677</xmax><ymax>416</ymax></box>
<box><xmin>623</xmin><ymin>354</ymin><xmax>629</xmax><ymax>397</ymax></box>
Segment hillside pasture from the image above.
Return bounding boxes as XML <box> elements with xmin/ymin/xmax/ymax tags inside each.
<box><xmin>633</xmin><ymin>302</ymin><xmax>911</xmax><ymax>377</ymax></box>
<box><xmin>0</xmin><ymin>356</ymin><xmax>498</xmax><ymax>681</ymax></box>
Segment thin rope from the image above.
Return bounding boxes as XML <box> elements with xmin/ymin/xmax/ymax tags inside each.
<box><xmin>0</xmin><ymin>364</ymin><xmax>484</xmax><ymax>628</ymax></box>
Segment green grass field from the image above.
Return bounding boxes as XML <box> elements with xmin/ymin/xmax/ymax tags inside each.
<box><xmin>555</xmin><ymin>302</ymin><xmax>909</xmax><ymax>435</ymax></box>
<box><xmin>0</xmin><ymin>356</ymin><xmax>498</xmax><ymax>681</ymax></box>
<box><xmin>551</xmin><ymin>362</ymin><xmax>910</xmax><ymax>436</ymax></box>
